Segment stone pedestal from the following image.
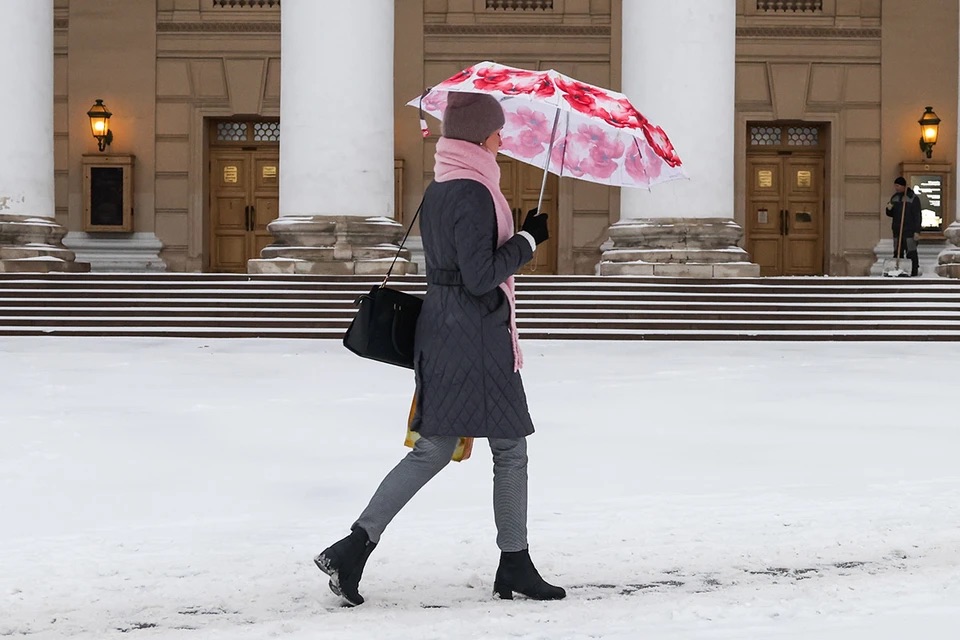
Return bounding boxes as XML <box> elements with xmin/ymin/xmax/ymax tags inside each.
<box><xmin>63</xmin><ymin>232</ymin><xmax>165</xmax><ymax>272</ymax></box>
<box><xmin>936</xmin><ymin>222</ymin><xmax>960</xmax><ymax>278</ymax></box>
<box><xmin>257</xmin><ymin>1</ymin><xmax>400</xmax><ymax>275</ymax></box>
<box><xmin>600</xmin><ymin>217</ymin><xmax>759</xmax><ymax>277</ymax></box>
<box><xmin>0</xmin><ymin>214</ymin><xmax>89</xmax><ymax>273</ymax></box>
<box><xmin>608</xmin><ymin>0</ymin><xmax>758</xmax><ymax>278</ymax></box>
<box><xmin>248</xmin><ymin>215</ymin><xmax>416</xmax><ymax>275</ymax></box>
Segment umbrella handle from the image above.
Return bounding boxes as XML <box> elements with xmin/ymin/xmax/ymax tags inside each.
<box><xmin>536</xmin><ymin>108</ymin><xmax>563</xmax><ymax>215</ymax></box>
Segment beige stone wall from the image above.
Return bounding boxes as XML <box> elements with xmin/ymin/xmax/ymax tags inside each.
<box><xmin>63</xmin><ymin>0</ymin><xmax>158</xmax><ymax>241</ymax></box>
<box><xmin>735</xmin><ymin>0</ymin><xmax>885</xmax><ymax>275</ymax></box>
<box><xmin>880</xmin><ymin>0</ymin><xmax>958</xmax><ymax>235</ymax></box>
<box><xmin>51</xmin><ymin>0</ymin><xmax>959</xmax><ymax>275</ymax></box>
<box><xmin>155</xmin><ymin>0</ymin><xmax>280</xmax><ymax>271</ymax></box>
<box><xmin>734</xmin><ymin>0</ymin><xmax>959</xmax><ymax>275</ymax></box>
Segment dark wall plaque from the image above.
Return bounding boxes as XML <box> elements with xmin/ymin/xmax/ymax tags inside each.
<box><xmin>90</xmin><ymin>167</ymin><xmax>125</xmax><ymax>227</ymax></box>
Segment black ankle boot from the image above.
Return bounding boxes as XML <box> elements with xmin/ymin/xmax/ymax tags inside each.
<box><xmin>314</xmin><ymin>526</ymin><xmax>377</xmax><ymax>606</ymax></box>
<box><xmin>493</xmin><ymin>549</ymin><xmax>566</xmax><ymax>600</ymax></box>
<box><xmin>908</xmin><ymin>250</ymin><xmax>920</xmax><ymax>276</ymax></box>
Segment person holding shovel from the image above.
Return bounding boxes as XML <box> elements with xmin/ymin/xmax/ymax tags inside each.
<box><xmin>885</xmin><ymin>176</ymin><xmax>923</xmax><ymax>276</ymax></box>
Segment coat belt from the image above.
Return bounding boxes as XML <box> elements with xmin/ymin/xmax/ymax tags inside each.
<box><xmin>427</xmin><ymin>268</ymin><xmax>463</xmax><ymax>286</ymax></box>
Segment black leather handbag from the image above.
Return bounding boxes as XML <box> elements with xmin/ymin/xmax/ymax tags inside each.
<box><xmin>342</xmin><ymin>201</ymin><xmax>423</xmax><ymax>369</ymax></box>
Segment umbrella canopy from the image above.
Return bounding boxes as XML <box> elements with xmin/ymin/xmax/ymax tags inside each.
<box><xmin>407</xmin><ymin>61</ymin><xmax>686</xmax><ymax>191</ymax></box>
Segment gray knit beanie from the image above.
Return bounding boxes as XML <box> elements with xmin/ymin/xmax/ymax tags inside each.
<box><xmin>441</xmin><ymin>92</ymin><xmax>505</xmax><ymax>144</ymax></box>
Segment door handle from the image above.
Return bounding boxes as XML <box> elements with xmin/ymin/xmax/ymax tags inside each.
<box><xmin>779</xmin><ymin>209</ymin><xmax>786</xmax><ymax>236</ymax></box>
<box><xmin>783</xmin><ymin>209</ymin><xmax>789</xmax><ymax>236</ymax></box>
<box><xmin>247</xmin><ymin>205</ymin><xmax>256</xmax><ymax>232</ymax></box>
<box><xmin>243</xmin><ymin>205</ymin><xmax>250</xmax><ymax>231</ymax></box>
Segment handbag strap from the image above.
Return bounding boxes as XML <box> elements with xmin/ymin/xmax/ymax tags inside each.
<box><xmin>380</xmin><ymin>197</ymin><xmax>424</xmax><ymax>288</ymax></box>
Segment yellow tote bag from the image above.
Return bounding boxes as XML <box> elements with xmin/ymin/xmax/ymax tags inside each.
<box><xmin>404</xmin><ymin>394</ymin><xmax>473</xmax><ymax>462</ymax></box>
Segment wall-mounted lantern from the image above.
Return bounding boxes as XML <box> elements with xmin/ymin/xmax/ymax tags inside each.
<box><xmin>918</xmin><ymin>106</ymin><xmax>941</xmax><ymax>159</ymax></box>
<box><xmin>87</xmin><ymin>99</ymin><xmax>113</xmax><ymax>152</ymax></box>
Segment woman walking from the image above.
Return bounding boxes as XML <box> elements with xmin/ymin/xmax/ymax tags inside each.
<box><xmin>314</xmin><ymin>91</ymin><xmax>564</xmax><ymax>606</ymax></box>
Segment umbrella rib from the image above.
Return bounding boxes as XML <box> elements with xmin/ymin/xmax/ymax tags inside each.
<box><xmin>633</xmin><ymin>137</ymin><xmax>652</xmax><ymax>190</ymax></box>
<box><xmin>559</xmin><ymin>109</ymin><xmax>570</xmax><ymax>180</ymax></box>
<box><xmin>536</xmin><ymin>108</ymin><xmax>563</xmax><ymax>214</ymax></box>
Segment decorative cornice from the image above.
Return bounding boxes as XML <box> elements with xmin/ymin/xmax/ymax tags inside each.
<box><xmin>737</xmin><ymin>26</ymin><xmax>881</xmax><ymax>39</ymax></box>
<box><xmin>424</xmin><ymin>23</ymin><xmax>610</xmax><ymax>37</ymax></box>
<box><xmin>157</xmin><ymin>21</ymin><xmax>280</xmax><ymax>33</ymax></box>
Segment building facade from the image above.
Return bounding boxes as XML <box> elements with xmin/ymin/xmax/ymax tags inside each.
<box><xmin>2</xmin><ymin>0</ymin><xmax>958</xmax><ymax>276</ymax></box>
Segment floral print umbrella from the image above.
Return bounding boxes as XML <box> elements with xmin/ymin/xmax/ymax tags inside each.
<box><xmin>407</xmin><ymin>61</ymin><xmax>685</xmax><ymax>196</ymax></box>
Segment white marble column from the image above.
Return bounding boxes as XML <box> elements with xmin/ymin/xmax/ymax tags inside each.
<box><xmin>249</xmin><ymin>0</ymin><xmax>413</xmax><ymax>275</ymax></box>
<box><xmin>937</xmin><ymin>12</ymin><xmax>960</xmax><ymax>278</ymax></box>
<box><xmin>600</xmin><ymin>0</ymin><xmax>758</xmax><ymax>277</ymax></box>
<box><xmin>0</xmin><ymin>0</ymin><xmax>86</xmax><ymax>272</ymax></box>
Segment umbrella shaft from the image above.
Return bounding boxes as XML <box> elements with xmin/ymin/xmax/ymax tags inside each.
<box><xmin>537</xmin><ymin>108</ymin><xmax>563</xmax><ymax>214</ymax></box>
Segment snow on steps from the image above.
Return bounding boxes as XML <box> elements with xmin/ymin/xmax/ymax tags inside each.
<box><xmin>0</xmin><ymin>273</ymin><xmax>958</xmax><ymax>341</ymax></box>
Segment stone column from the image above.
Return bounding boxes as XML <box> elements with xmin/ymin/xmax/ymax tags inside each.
<box><xmin>0</xmin><ymin>0</ymin><xmax>87</xmax><ymax>273</ymax></box>
<box><xmin>600</xmin><ymin>0</ymin><xmax>758</xmax><ymax>277</ymax></box>
<box><xmin>937</xmin><ymin>12</ymin><xmax>960</xmax><ymax>278</ymax></box>
<box><xmin>248</xmin><ymin>0</ymin><xmax>413</xmax><ymax>275</ymax></box>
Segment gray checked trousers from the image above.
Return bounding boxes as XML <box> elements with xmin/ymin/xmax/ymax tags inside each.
<box><xmin>353</xmin><ymin>435</ymin><xmax>529</xmax><ymax>552</ymax></box>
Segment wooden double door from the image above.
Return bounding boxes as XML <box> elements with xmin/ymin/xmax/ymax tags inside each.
<box><xmin>497</xmin><ymin>157</ymin><xmax>559</xmax><ymax>274</ymax></box>
<box><xmin>209</xmin><ymin>150</ymin><xmax>280</xmax><ymax>272</ymax></box>
<box><xmin>746</xmin><ymin>154</ymin><xmax>825</xmax><ymax>276</ymax></box>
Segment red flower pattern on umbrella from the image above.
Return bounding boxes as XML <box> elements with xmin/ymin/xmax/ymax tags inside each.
<box><xmin>568</xmin><ymin>125</ymin><xmax>625</xmax><ymax>180</ymax></box>
<box><xmin>550</xmin><ymin>136</ymin><xmax>588</xmax><ymax>178</ymax></box>
<box><xmin>474</xmin><ymin>67</ymin><xmax>532</xmax><ymax>91</ymax></box>
<box><xmin>501</xmin><ymin>106</ymin><xmax>552</xmax><ymax>158</ymax></box>
<box><xmin>625</xmin><ymin>144</ymin><xmax>661</xmax><ymax>183</ymax></box>
<box><xmin>555</xmin><ymin>76</ymin><xmax>610</xmax><ymax>117</ymax></box>
<box><xmin>642</xmin><ymin>123</ymin><xmax>682</xmax><ymax>168</ymax></box>
<box><xmin>584</xmin><ymin>140</ymin><xmax>626</xmax><ymax>179</ymax></box>
<box><xmin>501</xmin><ymin>129</ymin><xmax>547</xmax><ymax>159</ymax></box>
<box><xmin>408</xmin><ymin>62</ymin><xmax>685</xmax><ymax>190</ymax></box>
<box><xmin>421</xmin><ymin>91</ymin><xmax>448</xmax><ymax>115</ymax></box>
<box><xmin>436</xmin><ymin>66</ymin><xmax>474</xmax><ymax>88</ymax></box>
<box><xmin>513</xmin><ymin>75</ymin><xmax>556</xmax><ymax>98</ymax></box>
<box><xmin>597</xmin><ymin>98</ymin><xmax>648</xmax><ymax>130</ymax></box>
<box><xmin>572</xmin><ymin>124</ymin><xmax>624</xmax><ymax>159</ymax></box>
<box><xmin>473</xmin><ymin>67</ymin><xmax>556</xmax><ymax>98</ymax></box>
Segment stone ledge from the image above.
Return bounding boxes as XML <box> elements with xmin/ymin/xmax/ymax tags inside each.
<box><xmin>249</xmin><ymin>214</ymin><xmax>418</xmax><ymax>275</ymax></box>
<box><xmin>936</xmin><ymin>222</ymin><xmax>960</xmax><ymax>279</ymax></box>
<box><xmin>600</xmin><ymin>217</ymin><xmax>759</xmax><ymax>278</ymax></box>
<box><xmin>0</xmin><ymin>258</ymin><xmax>90</xmax><ymax>273</ymax></box>
<box><xmin>600</xmin><ymin>261</ymin><xmax>760</xmax><ymax>277</ymax></box>
<box><xmin>0</xmin><ymin>214</ymin><xmax>89</xmax><ymax>272</ymax></box>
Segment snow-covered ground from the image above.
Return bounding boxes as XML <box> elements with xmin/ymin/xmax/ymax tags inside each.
<box><xmin>1</xmin><ymin>338</ymin><xmax>958</xmax><ymax>639</ymax></box>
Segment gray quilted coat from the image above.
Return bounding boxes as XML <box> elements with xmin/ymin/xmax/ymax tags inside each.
<box><xmin>410</xmin><ymin>178</ymin><xmax>535</xmax><ymax>439</ymax></box>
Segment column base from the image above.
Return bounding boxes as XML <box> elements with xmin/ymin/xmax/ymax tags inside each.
<box><xmin>63</xmin><ymin>232</ymin><xmax>166</xmax><ymax>272</ymax></box>
<box><xmin>599</xmin><ymin>217</ymin><xmax>760</xmax><ymax>277</ymax></box>
<box><xmin>936</xmin><ymin>222</ymin><xmax>960</xmax><ymax>278</ymax></box>
<box><xmin>0</xmin><ymin>214</ymin><xmax>90</xmax><ymax>273</ymax></box>
<box><xmin>247</xmin><ymin>215</ymin><xmax>418</xmax><ymax>275</ymax></box>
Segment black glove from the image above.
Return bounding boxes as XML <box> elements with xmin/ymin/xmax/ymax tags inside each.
<box><xmin>521</xmin><ymin>208</ymin><xmax>549</xmax><ymax>246</ymax></box>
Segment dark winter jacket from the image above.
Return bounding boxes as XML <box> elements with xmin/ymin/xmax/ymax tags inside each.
<box><xmin>885</xmin><ymin>188</ymin><xmax>923</xmax><ymax>238</ymax></box>
<box><xmin>410</xmin><ymin>178</ymin><xmax>535</xmax><ymax>439</ymax></box>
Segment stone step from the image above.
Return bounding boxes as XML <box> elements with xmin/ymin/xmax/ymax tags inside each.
<box><xmin>0</xmin><ymin>273</ymin><xmax>957</xmax><ymax>340</ymax></box>
<box><xmin>0</xmin><ymin>326</ymin><xmax>957</xmax><ymax>341</ymax></box>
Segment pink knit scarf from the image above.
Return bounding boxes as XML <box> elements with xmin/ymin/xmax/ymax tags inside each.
<box><xmin>433</xmin><ymin>137</ymin><xmax>523</xmax><ymax>372</ymax></box>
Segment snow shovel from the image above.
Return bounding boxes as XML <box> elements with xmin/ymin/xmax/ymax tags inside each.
<box><xmin>882</xmin><ymin>194</ymin><xmax>911</xmax><ymax>277</ymax></box>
